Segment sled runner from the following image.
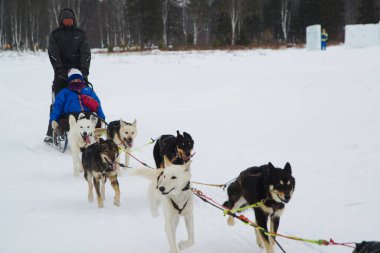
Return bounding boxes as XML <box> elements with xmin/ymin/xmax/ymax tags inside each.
<box><xmin>45</xmin><ymin>118</ymin><xmax>69</xmax><ymax>153</ymax></box>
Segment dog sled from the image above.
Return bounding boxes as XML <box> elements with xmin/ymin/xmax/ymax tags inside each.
<box><xmin>46</xmin><ymin>114</ymin><xmax>106</xmax><ymax>153</ymax></box>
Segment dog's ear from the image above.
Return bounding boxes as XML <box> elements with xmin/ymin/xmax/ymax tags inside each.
<box><xmin>132</xmin><ymin>119</ymin><xmax>137</xmax><ymax>126</ymax></box>
<box><xmin>267</xmin><ymin>162</ymin><xmax>275</xmax><ymax>176</ymax></box>
<box><xmin>90</xmin><ymin>115</ymin><xmax>98</xmax><ymax>127</ymax></box>
<box><xmin>284</xmin><ymin>162</ymin><xmax>292</xmax><ymax>174</ymax></box>
<box><xmin>163</xmin><ymin>155</ymin><xmax>173</xmax><ymax>167</ymax></box>
<box><xmin>99</xmin><ymin>138</ymin><xmax>105</xmax><ymax>144</ymax></box>
<box><xmin>69</xmin><ymin>114</ymin><xmax>76</xmax><ymax>127</ymax></box>
<box><xmin>120</xmin><ymin>119</ymin><xmax>126</xmax><ymax>127</ymax></box>
<box><xmin>78</xmin><ymin>112</ymin><xmax>86</xmax><ymax>120</ymax></box>
<box><xmin>183</xmin><ymin>132</ymin><xmax>192</xmax><ymax>139</ymax></box>
<box><xmin>176</xmin><ymin>130</ymin><xmax>181</xmax><ymax>137</ymax></box>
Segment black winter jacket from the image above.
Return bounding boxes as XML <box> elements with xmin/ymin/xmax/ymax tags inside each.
<box><xmin>48</xmin><ymin>9</ymin><xmax>91</xmax><ymax>80</ymax></box>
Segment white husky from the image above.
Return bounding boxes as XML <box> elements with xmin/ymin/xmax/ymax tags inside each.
<box><xmin>131</xmin><ymin>158</ymin><xmax>194</xmax><ymax>253</ymax></box>
<box><xmin>68</xmin><ymin>113</ymin><xmax>98</xmax><ymax>176</ymax></box>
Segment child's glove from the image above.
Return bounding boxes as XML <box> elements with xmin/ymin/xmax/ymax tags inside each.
<box><xmin>51</xmin><ymin>120</ymin><xmax>59</xmax><ymax>130</ymax></box>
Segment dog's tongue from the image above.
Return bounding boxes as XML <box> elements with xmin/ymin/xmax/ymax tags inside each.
<box><xmin>85</xmin><ymin>136</ymin><xmax>91</xmax><ymax>144</ymax></box>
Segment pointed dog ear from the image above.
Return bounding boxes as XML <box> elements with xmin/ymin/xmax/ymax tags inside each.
<box><xmin>69</xmin><ymin>114</ymin><xmax>76</xmax><ymax>127</ymax></box>
<box><xmin>90</xmin><ymin>115</ymin><xmax>98</xmax><ymax>127</ymax></box>
<box><xmin>284</xmin><ymin>162</ymin><xmax>292</xmax><ymax>174</ymax></box>
<box><xmin>268</xmin><ymin>162</ymin><xmax>275</xmax><ymax>169</ymax></box>
<box><xmin>163</xmin><ymin>155</ymin><xmax>172</xmax><ymax>168</ymax></box>
<box><xmin>183</xmin><ymin>132</ymin><xmax>191</xmax><ymax>139</ymax></box>
<box><xmin>120</xmin><ymin>119</ymin><xmax>126</xmax><ymax>127</ymax></box>
<box><xmin>78</xmin><ymin>112</ymin><xmax>86</xmax><ymax>120</ymax></box>
<box><xmin>176</xmin><ymin>130</ymin><xmax>180</xmax><ymax>137</ymax></box>
<box><xmin>133</xmin><ymin>119</ymin><xmax>137</xmax><ymax>126</ymax></box>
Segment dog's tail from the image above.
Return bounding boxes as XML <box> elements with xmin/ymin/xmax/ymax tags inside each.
<box><xmin>129</xmin><ymin>167</ymin><xmax>161</xmax><ymax>181</ymax></box>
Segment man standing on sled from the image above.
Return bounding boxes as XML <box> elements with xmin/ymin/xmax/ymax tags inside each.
<box><xmin>44</xmin><ymin>8</ymin><xmax>91</xmax><ymax>142</ymax></box>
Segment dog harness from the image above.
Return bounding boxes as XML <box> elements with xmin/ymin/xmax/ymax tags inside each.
<box><xmin>169</xmin><ymin>181</ymin><xmax>191</xmax><ymax>214</ymax></box>
<box><xmin>170</xmin><ymin>198</ymin><xmax>188</xmax><ymax>215</ymax></box>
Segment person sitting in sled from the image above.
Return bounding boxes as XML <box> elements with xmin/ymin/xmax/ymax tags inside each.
<box><xmin>49</xmin><ymin>68</ymin><xmax>105</xmax><ymax>134</ymax></box>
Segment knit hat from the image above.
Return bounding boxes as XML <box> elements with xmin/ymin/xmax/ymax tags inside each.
<box><xmin>59</xmin><ymin>9</ymin><xmax>75</xmax><ymax>23</ymax></box>
<box><xmin>68</xmin><ymin>68</ymin><xmax>84</xmax><ymax>90</ymax></box>
<box><xmin>68</xmin><ymin>68</ymin><xmax>84</xmax><ymax>83</ymax></box>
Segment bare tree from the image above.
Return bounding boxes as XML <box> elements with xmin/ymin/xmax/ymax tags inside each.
<box><xmin>188</xmin><ymin>0</ymin><xmax>211</xmax><ymax>45</ymax></box>
<box><xmin>0</xmin><ymin>0</ymin><xmax>4</xmax><ymax>48</ymax></box>
<box><xmin>160</xmin><ymin>0</ymin><xmax>169</xmax><ymax>47</ymax></box>
<box><xmin>10</xmin><ymin>0</ymin><xmax>23</xmax><ymax>50</ymax></box>
<box><xmin>281</xmin><ymin>0</ymin><xmax>293</xmax><ymax>42</ymax></box>
<box><xmin>226</xmin><ymin>0</ymin><xmax>243</xmax><ymax>45</ymax></box>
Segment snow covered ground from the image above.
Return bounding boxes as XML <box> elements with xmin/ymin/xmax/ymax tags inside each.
<box><xmin>0</xmin><ymin>46</ymin><xmax>379</xmax><ymax>253</ymax></box>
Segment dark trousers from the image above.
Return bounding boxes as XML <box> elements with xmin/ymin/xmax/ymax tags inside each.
<box><xmin>46</xmin><ymin>77</ymin><xmax>68</xmax><ymax>136</ymax></box>
<box><xmin>321</xmin><ymin>41</ymin><xmax>327</xmax><ymax>50</ymax></box>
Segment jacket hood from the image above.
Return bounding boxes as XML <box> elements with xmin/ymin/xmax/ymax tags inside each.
<box><xmin>59</xmin><ymin>8</ymin><xmax>77</xmax><ymax>27</ymax></box>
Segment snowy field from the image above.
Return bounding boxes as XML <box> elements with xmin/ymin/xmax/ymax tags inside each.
<box><xmin>0</xmin><ymin>46</ymin><xmax>379</xmax><ymax>253</ymax></box>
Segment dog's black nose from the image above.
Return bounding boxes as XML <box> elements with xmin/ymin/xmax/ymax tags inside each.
<box><xmin>83</xmin><ymin>132</ymin><xmax>88</xmax><ymax>137</ymax></box>
<box><xmin>159</xmin><ymin>186</ymin><xmax>165</xmax><ymax>192</ymax></box>
<box><xmin>285</xmin><ymin>194</ymin><xmax>291</xmax><ymax>201</ymax></box>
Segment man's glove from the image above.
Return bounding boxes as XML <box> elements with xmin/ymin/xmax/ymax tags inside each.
<box><xmin>56</xmin><ymin>69</ymin><xmax>68</xmax><ymax>82</ymax></box>
<box><xmin>51</xmin><ymin>120</ymin><xmax>59</xmax><ymax>130</ymax></box>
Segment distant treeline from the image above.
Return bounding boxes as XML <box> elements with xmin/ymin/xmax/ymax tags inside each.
<box><xmin>0</xmin><ymin>0</ymin><xmax>379</xmax><ymax>51</ymax></box>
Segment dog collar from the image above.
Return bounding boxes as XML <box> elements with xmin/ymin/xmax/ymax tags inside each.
<box><xmin>170</xmin><ymin>198</ymin><xmax>189</xmax><ymax>215</ymax></box>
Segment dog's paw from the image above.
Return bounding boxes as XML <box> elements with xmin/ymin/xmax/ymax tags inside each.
<box><xmin>114</xmin><ymin>199</ymin><xmax>120</xmax><ymax>207</ymax></box>
<box><xmin>151</xmin><ymin>211</ymin><xmax>159</xmax><ymax>217</ymax></box>
<box><xmin>178</xmin><ymin>240</ymin><xmax>194</xmax><ymax>251</ymax></box>
<box><xmin>88</xmin><ymin>195</ymin><xmax>94</xmax><ymax>203</ymax></box>
<box><xmin>78</xmin><ymin>166</ymin><xmax>84</xmax><ymax>173</ymax></box>
<box><xmin>98</xmin><ymin>202</ymin><xmax>104</xmax><ymax>208</ymax></box>
<box><xmin>227</xmin><ymin>216</ymin><xmax>235</xmax><ymax>226</ymax></box>
<box><xmin>269</xmin><ymin>237</ymin><xmax>276</xmax><ymax>246</ymax></box>
<box><xmin>73</xmin><ymin>171</ymin><xmax>79</xmax><ymax>177</ymax></box>
<box><xmin>256</xmin><ymin>237</ymin><xmax>263</xmax><ymax>248</ymax></box>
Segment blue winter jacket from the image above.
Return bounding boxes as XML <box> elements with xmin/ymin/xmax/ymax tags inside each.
<box><xmin>50</xmin><ymin>86</ymin><xmax>105</xmax><ymax>123</ymax></box>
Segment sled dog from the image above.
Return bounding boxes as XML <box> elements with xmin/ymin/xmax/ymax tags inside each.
<box><xmin>354</xmin><ymin>241</ymin><xmax>380</xmax><ymax>253</ymax></box>
<box><xmin>82</xmin><ymin>138</ymin><xmax>120</xmax><ymax>208</ymax></box>
<box><xmin>153</xmin><ymin>131</ymin><xmax>194</xmax><ymax>168</ymax></box>
<box><xmin>131</xmin><ymin>157</ymin><xmax>194</xmax><ymax>253</ymax></box>
<box><xmin>224</xmin><ymin>163</ymin><xmax>295</xmax><ymax>253</ymax></box>
<box><xmin>68</xmin><ymin>113</ymin><xmax>97</xmax><ymax>176</ymax></box>
<box><xmin>106</xmin><ymin>119</ymin><xmax>137</xmax><ymax>168</ymax></box>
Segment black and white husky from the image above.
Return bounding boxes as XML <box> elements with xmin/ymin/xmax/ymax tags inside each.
<box><xmin>82</xmin><ymin>138</ymin><xmax>120</xmax><ymax>208</ymax></box>
<box><xmin>224</xmin><ymin>163</ymin><xmax>295</xmax><ymax>253</ymax></box>
<box><xmin>106</xmin><ymin>119</ymin><xmax>137</xmax><ymax>168</ymax></box>
<box><xmin>68</xmin><ymin>113</ymin><xmax>98</xmax><ymax>176</ymax></box>
<box><xmin>131</xmin><ymin>157</ymin><xmax>194</xmax><ymax>253</ymax></box>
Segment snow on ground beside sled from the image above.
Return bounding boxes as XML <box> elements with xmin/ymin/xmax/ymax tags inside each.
<box><xmin>0</xmin><ymin>46</ymin><xmax>379</xmax><ymax>253</ymax></box>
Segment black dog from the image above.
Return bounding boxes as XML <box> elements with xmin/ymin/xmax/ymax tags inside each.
<box><xmin>223</xmin><ymin>163</ymin><xmax>295</xmax><ymax>253</ymax></box>
<box><xmin>82</xmin><ymin>138</ymin><xmax>120</xmax><ymax>208</ymax></box>
<box><xmin>153</xmin><ymin>131</ymin><xmax>194</xmax><ymax>168</ymax></box>
<box><xmin>354</xmin><ymin>241</ymin><xmax>380</xmax><ymax>253</ymax></box>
